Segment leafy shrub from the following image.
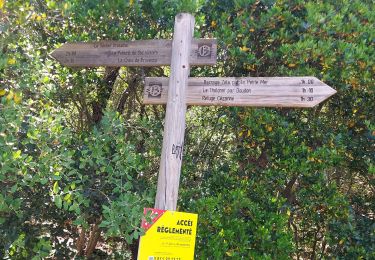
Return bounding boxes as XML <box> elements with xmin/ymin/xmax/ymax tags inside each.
<box><xmin>1</xmin><ymin>0</ymin><xmax>373</xmax><ymax>258</ymax></box>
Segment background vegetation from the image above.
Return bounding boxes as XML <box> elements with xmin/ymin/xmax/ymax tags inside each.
<box><xmin>0</xmin><ymin>0</ymin><xmax>373</xmax><ymax>259</ymax></box>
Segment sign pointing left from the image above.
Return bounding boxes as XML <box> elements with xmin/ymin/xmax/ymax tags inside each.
<box><xmin>51</xmin><ymin>39</ymin><xmax>217</xmax><ymax>67</ymax></box>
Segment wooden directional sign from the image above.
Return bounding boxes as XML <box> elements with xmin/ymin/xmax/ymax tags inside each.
<box><xmin>51</xmin><ymin>39</ymin><xmax>217</xmax><ymax>67</ymax></box>
<box><xmin>143</xmin><ymin>77</ymin><xmax>336</xmax><ymax>107</ymax></box>
<box><xmin>51</xmin><ymin>12</ymin><xmax>337</xmax><ymax>215</ymax></box>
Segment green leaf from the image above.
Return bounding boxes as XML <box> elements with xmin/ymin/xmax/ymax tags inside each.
<box><xmin>53</xmin><ymin>181</ymin><xmax>59</xmax><ymax>194</ymax></box>
<box><xmin>54</xmin><ymin>195</ymin><xmax>62</xmax><ymax>209</ymax></box>
<box><xmin>12</xmin><ymin>150</ymin><xmax>21</xmax><ymax>159</ymax></box>
<box><xmin>11</xmin><ymin>184</ymin><xmax>18</xmax><ymax>193</ymax></box>
<box><xmin>40</xmin><ymin>178</ymin><xmax>48</xmax><ymax>185</ymax></box>
<box><xmin>63</xmin><ymin>193</ymin><xmax>71</xmax><ymax>202</ymax></box>
<box><xmin>69</xmin><ymin>203</ymin><xmax>81</xmax><ymax>214</ymax></box>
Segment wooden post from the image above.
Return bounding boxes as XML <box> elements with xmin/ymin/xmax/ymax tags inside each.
<box><xmin>154</xmin><ymin>13</ymin><xmax>195</xmax><ymax>210</ymax></box>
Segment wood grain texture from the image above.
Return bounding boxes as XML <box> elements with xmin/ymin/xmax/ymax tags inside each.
<box><xmin>143</xmin><ymin>77</ymin><xmax>337</xmax><ymax>107</ymax></box>
<box><xmin>51</xmin><ymin>39</ymin><xmax>216</xmax><ymax>67</ymax></box>
<box><xmin>154</xmin><ymin>14</ymin><xmax>195</xmax><ymax>211</ymax></box>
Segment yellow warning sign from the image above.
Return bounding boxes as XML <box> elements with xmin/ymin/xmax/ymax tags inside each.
<box><xmin>137</xmin><ymin>208</ymin><xmax>198</xmax><ymax>260</ymax></box>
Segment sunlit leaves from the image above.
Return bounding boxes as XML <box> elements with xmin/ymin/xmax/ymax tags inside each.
<box><xmin>1</xmin><ymin>0</ymin><xmax>373</xmax><ymax>258</ymax></box>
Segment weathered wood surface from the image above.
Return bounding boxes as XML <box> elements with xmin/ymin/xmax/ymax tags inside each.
<box><xmin>144</xmin><ymin>77</ymin><xmax>337</xmax><ymax>108</ymax></box>
<box><xmin>51</xmin><ymin>39</ymin><xmax>216</xmax><ymax>67</ymax></box>
<box><xmin>154</xmin><ymin>13</ymin><xmax>195</xmax><ymax>211</ymax></box>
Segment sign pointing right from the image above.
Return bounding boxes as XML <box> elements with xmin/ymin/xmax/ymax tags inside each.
<box><xmin>143</xmin><ymin>77</ymin><xmax>336</xmax><ymax>108</ymax></box>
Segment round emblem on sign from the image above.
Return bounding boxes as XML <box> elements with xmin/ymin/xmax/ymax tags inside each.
<box><xmin>198</xmin><ymin>45</ymin><xmax>211</xmax><ymax>57</ymax></box>
<box><xmin>148</xmin><ymin>84</ymin><xmax>162</xmax><ymax>97</ymax></box>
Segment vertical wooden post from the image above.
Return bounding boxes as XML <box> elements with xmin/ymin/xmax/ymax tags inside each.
<box><xmin>154</xmin><ymin>13</ymin><xmax>195</xmax><ymax>210</ymax></box>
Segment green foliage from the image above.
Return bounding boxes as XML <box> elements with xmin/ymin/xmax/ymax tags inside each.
<box><xmin>1</xmin><ymin>0</ymin><xmax>374</xmax><ymax>258</ymax></box>
<box><xmin>0</xmin><ymin>101</ymin><xmax>153</xmax><ymax>257</ymax></box>
<box><xmin>190</xmin><ymin>188</ymin><xmax>293</xmax><ymax>259</ymax></box>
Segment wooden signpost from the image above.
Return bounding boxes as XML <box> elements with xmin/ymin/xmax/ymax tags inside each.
<box><xmin>153</xmin><ymin>13</ymin><xmax>195</xmax><ymax>211</ymax></box>
<box><xmin>51</xmin><ymin>12</ymin><xmax>337</xmax><ymax>211</ymax></box>
<box><xmin>143</xmin><ymin>77</ymin><xmax>336</xmax><ymax>107</ymax></box>
<box><xmin>52</xmin><ymin>12</ymin><xmax>337</xmax><ymax>259</ymax></box>
<box><xmin>51</xmin><ymin>39</ymin><xmax>217</xmax><ymax>67</ymax></box>
<box><xmin>51</xmin><ymin>13</ymin><xmax>217</xmax><ymax>212</ymax></box>
<box><xmin>52</xmin><ymin>9</ymin><xmax>337</xmax><ymax>229</ymax></box>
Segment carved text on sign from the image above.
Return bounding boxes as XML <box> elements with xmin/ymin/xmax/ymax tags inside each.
<box><xmin>51</xmin><ymin>39</ymin><xmax>217</xmax><ymax>67</ymax></box>
<box><xmin>143</xmin><ymin>77</ymin><xmax>337</xmax><ymax>108</ymax></box>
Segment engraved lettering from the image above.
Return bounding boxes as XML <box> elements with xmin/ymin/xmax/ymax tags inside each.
<box><xmin>118</xmin><ymin>57</ymin><xmax>134</xmax><ymax>63</ymax></box>
<box><xmin>246</xmin><ymin>79</ymin><xmax>259</xmax><ymax>85</ymax></box>
<box><xmin>112</xmin><ymin>42</ymin><xmax>128</xmax><ymax>48</ymax></box>
<box><xmin>145</xmin><ymin>50</ymin><xmax>158</xmax><ymax>55</ymax></box>
<box><xmin>203</xmin><ymin>80</ymin><xmax>220</xmax><ymax>86</ymax></box>
<box><xmin>236</xmin><ymin>88</ymin><xmax>251</xmax><ymax>94</ymax></box>
<box><xmin>301</xmin><ymin>79</ymin><xmax>314</xmax><ymax>85</ymax></box>
<box><xmin>209</xmin><ymin>87</ymin><xmax>225</xmax><ymax>93</ymax></box>
<box><xmin>222</xmin><ymin>80</ymin><xmax>231</xmax><ymax>85</ymax></box>
<box><xmin>217</xmin><ymin>96</ymin><xmax>234</xmax><ymax>102</ymax></box>
<box><xmin>172</xmin><ymin>144</ymin><xmax>183</xmax><ymax>160</ymax></box>
<box><xmin>140</xmin><ymin>57</ymin><xmax>157</xmax><ymax>63</ymax></box>
<box><xmin>202</xmin><ymin>96</ymin><xmax>215</xmax><ymax>102</ymax></box>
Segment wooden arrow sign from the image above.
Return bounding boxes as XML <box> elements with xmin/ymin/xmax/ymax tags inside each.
<box><xmin>51</xmin><ymin>39</ymin><xmax>217</xmax><ymax>67</ymax></box>
<box><xmin>143</xmin><ymin>77</ymin><xmax>336</xmax><ymax>107</ymax></box>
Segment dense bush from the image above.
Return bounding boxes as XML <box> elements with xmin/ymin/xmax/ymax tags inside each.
<box><xmin>0</xmin><ymin>100</ymin><xmax>154</xmax><ymax>257</ymax></box>
<box><xmin>1</xmin><ymin>0</ymin><xmax>373</xmax><ymax>258</ymax></box>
